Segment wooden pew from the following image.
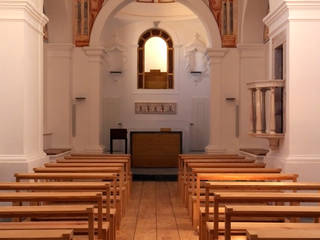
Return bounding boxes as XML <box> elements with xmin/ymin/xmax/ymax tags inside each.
<box><xmin>224</xmin><ymin>205</ymin><xmax>320</xmax><ymax>240</ymax></box>
<box><xmin>187</xmin><ymin>167</ymin><xmax>281</xmax><ymax>206</ymax></box>
<box><xmin>64</xmin><ymin>155</ymin><xmax>131</xmax><ymax>171</ymax></box>
<box><xmin>0</xmin><ymin>229</ymin><xmax>74</xmax><ymax>240</ymax></box>
<box><xmin>192</xmin><ymin>173</ymin><xmax>298</xmax><ymax>230</ymax></box>
<box><xmin>0</xmin><ymin>192</ymin><xmax>107</xmax><ymax>240</ymax></box>
<box><xmin>0</xmin><ymin>205</ymin><xmax>95</xmax><ymax>240</ymax></box>
<box><xmin>179</xmin><ymin>158</ymin><xmax>255</xmax><ymax>196</ymax></box>
<box><xmin>14</xmin><ymin>172</ymin><xmax>123</xmax><ymax>229</ymax></box>
<box><xmin>187</xmin><ymin>168</ymin><xmax>282</xmax><ymax>224</ymax></box>
<box><xmin>33</xmin><ymin>167</ymin><xmax>126</xmax><ymax>214</ymax></box>
<box><xmin>0</xmin><ymin>182</ymin><xmax>116</xmax><ymax>240</ymax></box>
<box><xmin>55</xmin><ymin>159</ymin><xmax>132</xmax><ymax>195</ymax></box>
<box><xmin>202</xmin><ymin>181</ymin><xmax>320</xmax><ymax>240</ymax></box>
<box><xmin>246</xmin><ymin>228</ymin><xmax>320</xmax><ymax>240</ymax></box>
<box><xmin>178</xmin><ymin>154</ymin><xmax>246</xmax><ymax>177</ymax></box>
<box><xmin>210</xmin><ymin>192</ymin><xmax>320</xmax><ymax>240</ymax></box>
<box><xmin>182</xmin><ymin>162</ymin><xmax>266</xmax><ymax>200</ymax></box>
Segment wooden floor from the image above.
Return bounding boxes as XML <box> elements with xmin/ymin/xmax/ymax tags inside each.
<box><xmin>117</xmin><ymin>181</ymin><xmax>198</xmax><ymax>240</ymax></box>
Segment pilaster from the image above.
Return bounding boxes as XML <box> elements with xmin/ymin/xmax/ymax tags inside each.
<box><xmin>264</xmin><ymin>0</ymin><xmax>320</xmax><ymax>181</ymax></box>
<box><xmin>44</xmin><ymin>43</ymin><xmax>74</xmax><ymax>149</ymax></box>
<box><xmin>0</xmin><ymin>0</ymin><xmax>48</xmax><ymax>181</ymax></box>
<box><xmin>205</xmin><ymin>48</ymin><xmax>228</xmax><ymax>153</ymax></box>
<box><xmin>76</xmin><ymin>46</ymin><xmax>106</xmax><ymax>153</ymax></box>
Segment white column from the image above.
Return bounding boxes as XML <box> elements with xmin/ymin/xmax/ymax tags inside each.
<box><xmin>255</xmin><ymin>88</ymin><xmax>263</xmax><ymax>134</ymax></box>
<box><xmin>205</xmin><ymin>49</ymin><xmax>228</xmax><ymax>153</ymax></box>
<box><xmin>264</xmin><ymin>0</ymin><xmax>320</xmax><ymax>181</ymax></box>
<box><xmin>249</xmin><ymin>89</ymin><xmax>255</xmax><ymax>133</ymax></box>
<box><xmin>0</xmin><ymin>0</ymin><xmax>48</xmax><ymax>181</ymax></box>
<box><xmin>81</xmin><ymin>47</ymin><xmax>105</xmax><ymax>153</ymax></box>
<box><xmin>269</xmin><ymin>87</ymin><xmax>276</xmax><ymax>134</ymax></box>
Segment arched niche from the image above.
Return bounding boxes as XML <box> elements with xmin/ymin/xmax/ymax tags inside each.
<box><xmin>241</xmin><ymin>0</ymin><xmax>269</xmax><ymax>44</ymax></box>
<box><xmin>137</xmin><ymin>28</ymin><xmax>174</xmax><ymax>89</ymax></box>
<box><xmin>89</xmin><ymin>0</ymin><xmax>221</xmax><ymax>48</ymax></box>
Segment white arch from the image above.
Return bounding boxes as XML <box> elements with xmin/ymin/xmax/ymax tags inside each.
<box><xmin>90</xmin><ymin>0</ymin><xmax>221</xmax><ymax>48</ymax></box>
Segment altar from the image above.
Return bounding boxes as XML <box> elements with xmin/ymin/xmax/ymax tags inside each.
<box><xmin>130</xmin><ymin>131</ymin><xmax>182</xmax><ymax>168</ymax></box>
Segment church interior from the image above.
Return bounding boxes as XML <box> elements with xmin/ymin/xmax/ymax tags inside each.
<box><xmin>1</xmin><ymin>0</ymin><xmax>320</xmax><ymax>239</ymax></box>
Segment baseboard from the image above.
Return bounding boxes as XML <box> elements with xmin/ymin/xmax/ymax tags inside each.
<box><xmin>0</xmin><ymin>152</ymin><xmax>49</xmax><ymax>181</ymax></box>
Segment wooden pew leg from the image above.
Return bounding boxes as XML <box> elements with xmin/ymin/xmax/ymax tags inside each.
<box><xmin>199</xmin><ymin>211</ymin><xmax>206</xmax><ymax>240</ymax></box>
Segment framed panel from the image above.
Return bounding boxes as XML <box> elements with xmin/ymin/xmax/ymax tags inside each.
<box><xmin>135</xmin><ymin>102</ymin><xmax>177</xmax><ymax>114</ymax></box>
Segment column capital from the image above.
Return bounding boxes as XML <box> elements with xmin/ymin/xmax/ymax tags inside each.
<box><xmin>205</xmin><ymin>48</ymin><xmax>229</xmax><ymax>64</ymax></box>
<box><xmin>0</xmin><ymin>0</ymin><xmax>48</xmax><ymax>33</ymax></box>
<box><xmin>206</xmin><ymin>48</ymin><xmax>229</xmax><ymax>58</ymax></box>
<box><xmin>83</xmin><ymin>46</ymin><xmax>106</xmax><ymax>63</ymax></box>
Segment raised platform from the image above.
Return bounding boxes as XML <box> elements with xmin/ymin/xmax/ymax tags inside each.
<box><xmin>132</xmin><ymin>168</ymin><xmax>178</xmax><ymax>181</ymax></box>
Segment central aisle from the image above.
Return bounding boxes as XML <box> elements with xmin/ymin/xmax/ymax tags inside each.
<box><xmin>117</xmin><ymin>181</ymin><xmax>198</xmax><ymax>240</ymax></box>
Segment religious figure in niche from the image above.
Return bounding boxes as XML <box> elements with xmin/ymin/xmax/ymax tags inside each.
<box><xmin>209</xmin><ymin>0</ymin><xmax>222</xmax><ymax>29</ymax></box>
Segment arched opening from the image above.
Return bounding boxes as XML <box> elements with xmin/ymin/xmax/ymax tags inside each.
<box><xmin>137</xmin><ymin>28</ymin><xmax>174</xmax><ymax>89</ymax></box>
<box><xmin>90</xmin><ymin>0</ymin><xmax>222</xmax><ymax>48</ymax></box>
<box><xmin>145</xmin><ymin>37</ymin><xmax>168</xmax><ymax>72</ymax></box>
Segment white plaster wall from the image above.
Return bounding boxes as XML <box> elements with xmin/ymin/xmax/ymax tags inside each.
<box><xmin>242</xmin><ymin>0</ymin><xmax>268</xmax><ymax>44</ymax></box>
<box><xmin>237</xmin><ymin>0</ymin><xmax>269</xmax><ymax>150</ymax></box>
<box><xmin>44</xmin><ymin>44</ymin><xmax>73</xmax><ymax>149</ymax></box>
<box><xmin>221</xmin><ymin>49</ymin><xmax>240</xmax><ymax>152</ymax></box>
<box><xmin>72</xmin><ymin>48</ymin><xmax>92</xmax><ymax>152</ymax></box>
<box><xmin>44</xmin><ymin>0</ymin><xmax>73</xmax><ymax>43</ymax></box>
<box><xmin>100</xmin><ymin>19</ymin><xmax>212</xmax><ymax>153</ymax></box>
<box><xmin>238</xmin><ymin>45</ymin><xmax>269</xmax><ymax>149</ymax></box>
<box><xmin>43</xmin><ymin>0</ymin><xmax>73</xmax><ymax>150</ymax></box>
<box><xmin>269</xmin><ymin>0</ymin><xmax>283</xmax><ymax>12</ymax></box>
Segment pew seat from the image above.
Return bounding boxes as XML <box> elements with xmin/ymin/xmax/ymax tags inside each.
<box><xmin>0</xmin><ymin>205</ymin><xmax>96</xmax><ymax>240</ymax></box>
<box><xmin>0</xmin><ymin>229</ymin><xmax>74</xmax><ymax>240</ymax></box>
<box><xmin>206</xmin><ymin>222</ymin><xmax>320</xmax><ymax>240</ymax></box>
<box><xmin>0</xmin><ymin>221</ymin><xmax>109</xmax><ymax>239</ymax></box>
<box><xmin>246</xmin><ymin>228</ymin><xmax>320</xmax><ymax>240</ymax></box>
<box><xmin>224</xmin><ymin>205</ymin><xmax>320</xmax><ymax>240</ymax></box>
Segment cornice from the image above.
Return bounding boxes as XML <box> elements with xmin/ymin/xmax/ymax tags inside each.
<box><xmin>0</xmin><ymin>1</ymin><xmax>48</xmax><ymax>34</ymax></box>
<box><xmin>264</xmin><ymin>0</ymin><xmax>320</xmax><ymax>38</ymax></box>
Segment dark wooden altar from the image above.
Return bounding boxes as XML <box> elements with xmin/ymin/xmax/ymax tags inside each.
<box><xmin>130</xmin><ymin>131</ymin><xmax>182</xmax><ymax>168</ymax></box>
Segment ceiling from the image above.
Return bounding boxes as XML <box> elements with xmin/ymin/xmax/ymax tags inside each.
<box><xmin>115</xmin><ymin>2</ymin><xmax>197</xmax><ymax>21</ymax></box>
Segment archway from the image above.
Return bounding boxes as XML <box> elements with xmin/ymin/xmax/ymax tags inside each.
<box><xmin>90</xmin><ymin>0</ymin><xmax>221</xmax><ymax>48</ymax></box>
